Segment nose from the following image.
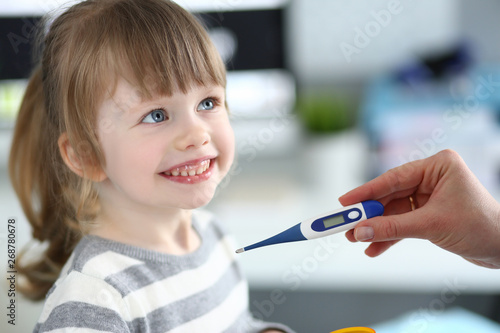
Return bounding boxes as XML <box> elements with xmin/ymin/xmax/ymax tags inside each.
<box><xmin>174</xmin><ymin>118</ymin><xmax>210</xmax><ymax>151</ymax></box>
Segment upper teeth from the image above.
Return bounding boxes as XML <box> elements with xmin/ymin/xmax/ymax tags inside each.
<box><xmin>165</xmin><ymin>160</ymin><xmax>210</xmax><ymax>176</ymax></box>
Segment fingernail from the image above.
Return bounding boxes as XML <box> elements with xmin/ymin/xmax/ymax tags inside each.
<box><xmin>355</xmin><ymin>226</ymin><xmax>374</xmax><ymax>241</ymax></box>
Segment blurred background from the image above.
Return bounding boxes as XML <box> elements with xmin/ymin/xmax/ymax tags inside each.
<box><xmin>2</xmin><ymin>0</ymin><xmax>500</xmax><ymax>332</ymax></box>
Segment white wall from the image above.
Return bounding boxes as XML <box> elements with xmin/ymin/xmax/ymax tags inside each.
<box><xmin>287</xmin><ymin>0</ymin><xmax>460</xmax><ymax>83</ymax></box>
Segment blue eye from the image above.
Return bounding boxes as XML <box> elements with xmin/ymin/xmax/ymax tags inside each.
<box><xmin>142</xmin><ymin>109</ymin><xmax>167</xmax><ymax>123</ymax></box>
<box><xmin>197</xmin><ymin>98</ymin><xmax>215</xmax><ymax>111</ymax></box>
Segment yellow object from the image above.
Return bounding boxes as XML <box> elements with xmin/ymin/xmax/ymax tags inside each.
<box><xmin>330</xmin><ymin>327</ymin><xmax>375</xmax><ymax>333</ymax></box>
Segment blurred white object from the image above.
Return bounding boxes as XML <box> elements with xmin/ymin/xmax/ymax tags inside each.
<box><xmin>227</xmin><ymin>69</ymin><xmax>295</xmax><ymax>119</ymax></box>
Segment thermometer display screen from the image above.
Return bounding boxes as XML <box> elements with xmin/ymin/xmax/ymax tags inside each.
<box><xmin>323</xmin><ymin>214</ymin><xmax>345</xmax><ymax>229</ymax></box>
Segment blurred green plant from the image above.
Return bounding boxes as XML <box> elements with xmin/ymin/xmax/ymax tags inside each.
<box><xmin>0</xmin><ymin>80</ymin><xmax>26</xmax><ymax>125</ymax></box>
<box><xmin>296</xmin><ymin>91</ymin><xmax>354</xmax><ymax>133</ymax></box>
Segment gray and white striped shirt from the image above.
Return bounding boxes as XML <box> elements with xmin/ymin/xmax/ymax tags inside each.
<box><xmin>33</xmin><ymin>210</ymin><xmax>292</xmax><ymax>333</ymax></box>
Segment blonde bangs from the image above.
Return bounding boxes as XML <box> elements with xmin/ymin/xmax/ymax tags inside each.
<box><xmin>100</xmin><ymin>0</ymin><xmax>227</xmax><ymax>99</ymax></box>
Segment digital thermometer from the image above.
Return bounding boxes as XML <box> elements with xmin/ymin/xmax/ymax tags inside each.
<box><xmin>235</xmin><ymin>200</ymin><xmax>384</xmax><ymax>253</ymax></box>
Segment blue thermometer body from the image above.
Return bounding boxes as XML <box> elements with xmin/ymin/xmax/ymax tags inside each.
<box><xmin>235</xmin><ymin>200</ymin><xmax>384</xmax><ymax>253</ymax></box>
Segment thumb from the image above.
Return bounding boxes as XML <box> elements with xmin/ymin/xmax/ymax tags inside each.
<box><xmin>354</xmin><ymin>209</ymin><xmax>429</xmax><ymax>242</ymax></box>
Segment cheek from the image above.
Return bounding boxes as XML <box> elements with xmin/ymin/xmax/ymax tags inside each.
<box><xmin>226</xmin><ymin>130</ymin><xmax>236</xmax><ymax>165</ymax></box>
<box><xmin>99</xmin><ymin>132</ymin><xmax>163</xmax><ymax>179</ymax></box>
<box><xmin>217</xmin><ymin>123</ymin><xmax>235</xmax><ymax>168</ymax></box>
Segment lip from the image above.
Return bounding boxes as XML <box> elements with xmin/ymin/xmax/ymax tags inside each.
<box><xmin>159</xmin><ymin>156</ymin><xmax>216</xmax><ymax>184</ymax></box>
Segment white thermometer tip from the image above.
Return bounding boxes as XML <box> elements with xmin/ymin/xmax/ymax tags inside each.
<box><xmin>235</xmin><ymin>248</ymin><xmax>245</xmax><ymax>254</ymax></box>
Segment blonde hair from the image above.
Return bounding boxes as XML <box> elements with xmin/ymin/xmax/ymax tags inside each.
<box><xmin>9</xmin><ymin>0</ymin><xmax>226</xmax><ymax>300</ymax></box>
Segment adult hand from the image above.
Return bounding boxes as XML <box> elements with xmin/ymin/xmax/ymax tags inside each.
<box><xmin>339</xmin><ymin>149</ymin><xmax>500</xmax><ymax>269</ymax></box>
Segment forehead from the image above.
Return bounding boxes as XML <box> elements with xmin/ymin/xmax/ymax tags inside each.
<box><xmin>100</xmin><ymin>76</ymin><xmax>224</xmax><ymax>115</ymax></box>
<box><xmin>98</xmin><ymin>77</ymin><xmax>144</xmax><ymax>116</ymax></box>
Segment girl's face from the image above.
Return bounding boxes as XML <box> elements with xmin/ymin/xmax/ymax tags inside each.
<box><xmin>95</xmin><ymin>78</ymin><xmax>235</xmax><ymax>211</ymax></box>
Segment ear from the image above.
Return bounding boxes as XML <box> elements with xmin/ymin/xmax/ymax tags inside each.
<box><xmin>58</xmin><ymin>133</ymin><xmax>107</xmax><ymax>182</ymax></box>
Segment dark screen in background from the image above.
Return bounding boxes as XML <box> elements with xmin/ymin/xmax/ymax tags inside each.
<box><xmin>195</xmin><ymin>9</ymin><xmax>285</xmax><ymax>71</ymax></box>
<box><xmin>0</xmin><ymin>17</ymin><xmax>40</xmax><ymax>80</ymax></box>
<box><xmin>0</xmin><ymin>8</ymin><xmax>284</xmax><ymax>80</ymax></box>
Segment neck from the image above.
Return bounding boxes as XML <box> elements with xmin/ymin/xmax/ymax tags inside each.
<box><xmin>89</xmin><ymin>201</ymin><xmax>200</xmax><ymax>255</ymax></box>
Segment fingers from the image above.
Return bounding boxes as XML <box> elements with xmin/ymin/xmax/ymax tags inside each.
<box><xmin>345</xmin><ymin>229</ymin><xmax>402</xmax><ymax>257</ymax></box>
<box><xmin>340</xmin><ymin>150</ymin><xmax>464</xmax><ymax>207</ymax></box>
<box><xmin>364</xmin><ymin>240</ymin><xmax>401</xmax><ymax>257</ymax></box>
<box><xmin>339</xmin><ymin>150</ymin><xmax>461</xmax><ymax>259</ymax></box>
<box><xmin>339</xmin><ymin>159</ymin><xmax>422</xmax><ymax>206</ymax></box>
<box><xmin>360</xmin><ymin>210</ymin><xmax>427</xmax><ymax>241</ymax></box>
<box><xmin>346</xmin><ymin>196</ymin><xmax>423</xmax><ymax>243</ymax></box>
<box><xmin>339</xmin><ymin>150</ymin><xmax>491</xmax><ymax>262</ymax></box>
<box><xmin>344</xmin><ymin>208</ymin><xmax>429</xmax><ymax>257</ymax></box>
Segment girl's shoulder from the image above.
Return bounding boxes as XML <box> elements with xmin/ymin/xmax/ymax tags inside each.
<box><xmin>47</xmin><ymin>210</ymin><xmax>232</xmax><ymax>297</ymax></box>
<box><xmin>63</xmin><ymin>235</ymin><xmax>146</xmax><ymax>280</ymax></box>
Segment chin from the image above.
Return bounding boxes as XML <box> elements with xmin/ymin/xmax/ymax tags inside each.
<box><xmin>181</xmin><ymin>190</ymin><xmax>216</xmax><ymax>209</ymax></box>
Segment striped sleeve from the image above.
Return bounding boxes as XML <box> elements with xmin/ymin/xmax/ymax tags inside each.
<box><xmin>33</xmin><ymin>272</ymin><xmax>131</xmax><ymax>332</ymax></box>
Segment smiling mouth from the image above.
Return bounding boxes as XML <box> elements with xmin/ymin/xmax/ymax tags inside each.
<box><xmin>162</xmin><ymin>159</ymin><xmax>212</xmax><ymax>177</ymax></box>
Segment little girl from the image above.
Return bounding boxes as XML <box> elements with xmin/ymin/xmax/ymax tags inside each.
<box><xmin>9</xmin><ymin>0</ymin><xmax>293</xmax><ymax>332</ymax></box>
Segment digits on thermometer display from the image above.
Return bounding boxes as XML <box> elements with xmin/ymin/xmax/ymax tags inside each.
<box><xmin>235</xmin><ymin>200</ymin><xmax>384</xmax><ymax>253</ymax></box>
